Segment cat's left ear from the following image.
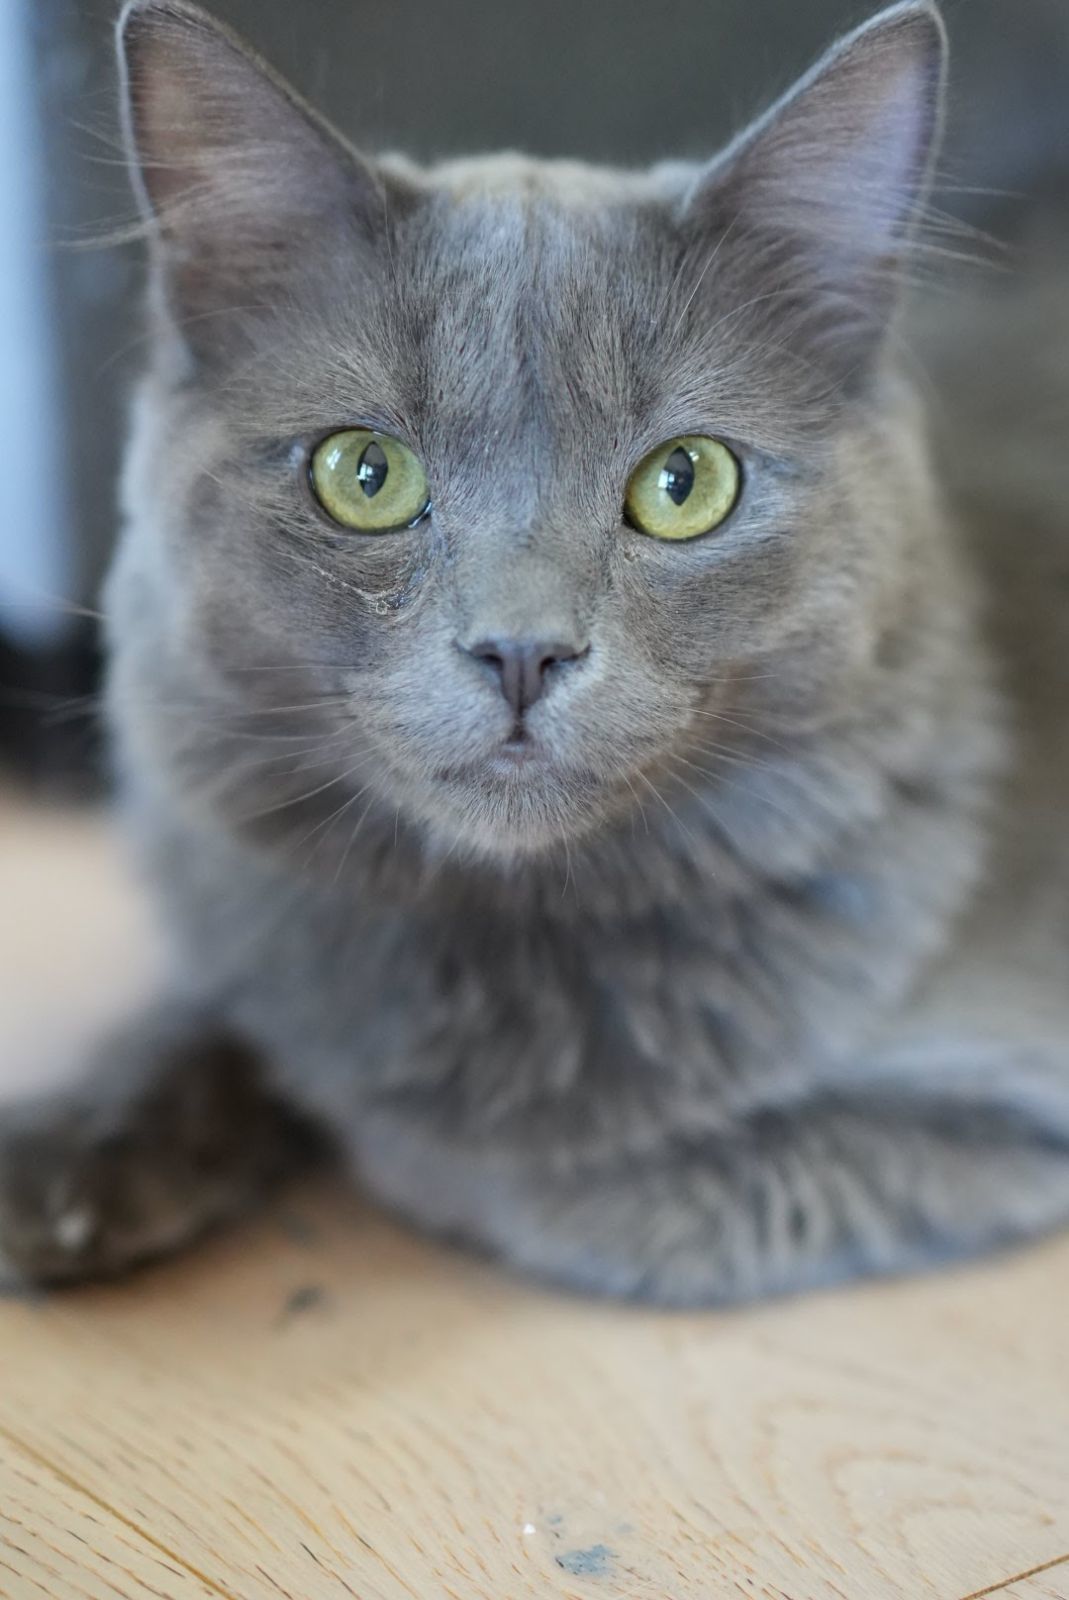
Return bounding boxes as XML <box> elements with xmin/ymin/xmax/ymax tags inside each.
<box><xmin>117</xmin><ymin>0</ymin><xmax>412</xmax><ymax>356</ymax></box>
<box><xmin>681</xmin><ymin>1</ymin><xmax>947</xmax><ymax>377</ymax></box>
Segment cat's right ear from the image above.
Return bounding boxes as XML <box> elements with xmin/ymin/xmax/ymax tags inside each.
<box><xmin>117</xmin><ymin>0</ymin><xmax>409</xmax><ymax>356</ymax></box>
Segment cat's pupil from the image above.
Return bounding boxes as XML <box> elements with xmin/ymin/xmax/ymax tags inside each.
<box><xmin>659</xmin><ymin>446</ymin><xmax>695</xmax><ymax>507</ymax></box>
<box><xmin>356</xmin><ymin>440</ymin><xmax>389</xmax><ymax>499</ymax></box>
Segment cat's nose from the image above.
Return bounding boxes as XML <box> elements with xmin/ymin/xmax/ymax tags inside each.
<box><xmin>462</xmin><ymin>636</ymin><xmax>587</xmax><ymax>719</ymax></box>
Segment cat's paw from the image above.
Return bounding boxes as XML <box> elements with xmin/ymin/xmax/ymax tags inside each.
<box><xmin>0</xmin><ymin>1131</ymin><xmax>122</xmax><ymax>1289</ymax></box>
<box><xmin>0</xmin><ymin>1114</ymin><xmax>222</xmax><ymax>1286</ymax></box>
<box><xmin>0</xmin><ymin>1010</ymin><xmax>320</xmax><ymax>1287</ymax></box>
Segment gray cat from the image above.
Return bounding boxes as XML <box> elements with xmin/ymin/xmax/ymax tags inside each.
<box><xmin>3</xmin><ymin>0</ymin><xmax>1068</xmax><ymax>1303</ymax></box>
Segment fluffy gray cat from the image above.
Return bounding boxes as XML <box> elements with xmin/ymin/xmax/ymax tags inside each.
<box><xmin>3</xmin><ymin>0</ymin><xmax>1068</xmax><ymax>1303</ymax></box>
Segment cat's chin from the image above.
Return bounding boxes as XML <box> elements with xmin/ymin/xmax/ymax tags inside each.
<box><xmin>429</xmin><ymin>817</ymin><xmax>588</xmax><ymax>865</ymax></box>
<box><xmin>412</xmin><ymin>755</ymin><xmax>612</xmax><ymax>864</ymax></box>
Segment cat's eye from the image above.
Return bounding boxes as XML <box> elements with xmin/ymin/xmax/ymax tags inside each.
<box><xmin>624</xmin><ymin>435</ymin><xmax>740</xmax><ymax>541</ymax></box>
<box><xmin>310</xmin><ymin>429</ymin><xmax>430</xmax><ymax>532</ymax></box>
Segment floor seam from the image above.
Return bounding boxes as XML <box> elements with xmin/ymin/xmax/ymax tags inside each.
<box><xmin>0</xmin><ymin>1420</ymin><xmax>240</xmax><ymax>1600</ymax></box>
<box><xmin>959</xmin><ymin>1551</ymin><xmax>1069</xmax><ymax>1600</ymax></box>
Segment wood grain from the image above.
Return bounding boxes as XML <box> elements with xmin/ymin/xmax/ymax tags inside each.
<box><xmin>1</xmin><ymin>794</ymin><xmax>1067</xmax><ymax>1600</ymax></box>
<box><xmin>0</xmin><ymin>1443</ymin><xmax>218</xmax><ymax>1599</ymax></box>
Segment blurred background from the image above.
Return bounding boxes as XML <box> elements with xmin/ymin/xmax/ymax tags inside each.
<box><xmin>1</xmin><ymin>0</ymin><xmax>1067</xmax><ymax>790</ymax></box>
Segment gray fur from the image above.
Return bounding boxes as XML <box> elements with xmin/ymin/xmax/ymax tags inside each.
<box><xmin>3</xmin><ymin>0</ymin><xmax>1068</xmax><ymax>1302</ymax></box>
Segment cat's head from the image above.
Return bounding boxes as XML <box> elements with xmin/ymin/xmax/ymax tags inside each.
<box><xmin>113</xmin><ymin>0</ymin><xmax>947</xmax><ymax>867</ymax></box>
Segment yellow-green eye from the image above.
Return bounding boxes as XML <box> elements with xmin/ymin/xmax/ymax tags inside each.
<box><xmin>624</xmin><ymin>435</ymin><xmax>740</xmax><ymax>541</ymax></box>
<box><xmin>310</xmin><ymin>429</ymin><xmax>429</xmax><ymax>532</ymax></box>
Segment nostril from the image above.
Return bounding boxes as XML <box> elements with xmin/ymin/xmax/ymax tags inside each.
<box><xmin>462</xmin><ymin>636</ymin><xmax>587</xmax><ymax>719</ymax></box>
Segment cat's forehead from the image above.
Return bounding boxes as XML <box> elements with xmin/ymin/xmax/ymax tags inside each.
<box><xmin>391</xmin><ymin>181</ymin><xmax>681</xmax><ymax>379</ymax></box>
<box><xmin>224</xmin><ymin>200</ymin><xmax>649</xmax><ymax>457</ymax></box>
<box><xmin>400</xmin><ymin>179</ymin><xmax>667</xmax><ymax>294</ymax></box>
<box><xmin>231</xmin><ymin>159</ymin><xmax>813</xmax><ymax>458</ymax></box>
<box><xmin>391</xmin><ymin>191</ymin><xmax>677</xmax><ymax>447</ymax></box>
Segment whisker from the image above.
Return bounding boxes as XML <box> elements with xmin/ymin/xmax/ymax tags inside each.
<box><xmin>0</xmin><ymin>589</ymin><xmax>105</xmax><ymax>624</ymax></box>
<box><xmin>634</xmin><ymin>768</ymin><xmax>701</xmax><ymax>853</ymax></box>
<box><xmin>331</xmin><ymin>792</ymin><xmax>380</xmax><ymax>885</ymax></box>
<box><xmin>667</xmin><ymin>750</ymin><xmax>833</xmax><ymax>829</ymax></box>
<box><xmin>678</xmin><ymin>739</ymin><xmax>771</xmax><ymax>773</ymax></box>
<box><xmin>230</xmin><ymin>754</ymin><xmax>372</xmax><ymax>825</ymax></box>
<box><xmin>620</xmin><ymin>771</ymin><xmax>650</xmax><ymax>835</ymax></box>
<box><xmin>287</xmin><ymin>758</ymin><xmax>379</xmax><ymax>853</ymax></box>
<box><xmin>687</xmin><ymin>707</ymin><xmax>793</xmax><ymax>753</ymax></box>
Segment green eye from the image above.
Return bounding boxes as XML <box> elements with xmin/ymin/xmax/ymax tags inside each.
<box><xmin>310</xmin><ymin>429</ymin><xmax>430</xmax><ymax>532</ymax></box>
<box><xmin>624</xmin><ymin>435</ymin><xmax>740</xmax><ymax>541</ymax></box>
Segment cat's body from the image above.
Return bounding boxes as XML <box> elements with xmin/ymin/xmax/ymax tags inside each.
<box><xmin>2</xmin><ymin>0</ymin><xmax>1068</xmax><ymax>1301</ymax></box>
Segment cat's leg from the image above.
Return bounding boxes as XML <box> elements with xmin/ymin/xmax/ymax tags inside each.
<box><xmin>353</xmin><ymin>1039</ymin><xmax>1069</xmax><ymax>1305</ymax></box>
<box><xmin>0</xmin><ymin>1002</ymin><xmax>318</xmax><ymax>1288</ymax></box>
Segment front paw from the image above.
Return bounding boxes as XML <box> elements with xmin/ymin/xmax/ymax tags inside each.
<box><xmin>0</xmin><ymin>1017</ymin><xmax>317</xmax><ymax>1288</ymax></box>
<box><xmin>0</xmin><ymin>1109</ymin><xmax>243</xmax><ymax>1287</ymax></box>
<box><xmin>0</xmin><ymin>1120</ymin><xmax>148</xmax><ymax>1289</ymax></box>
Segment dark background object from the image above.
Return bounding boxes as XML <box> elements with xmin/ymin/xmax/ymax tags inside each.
<box><xmin>4</xmin><ymin>0</ymin><xmax>1068</xmax><ymax>787</ymax></box>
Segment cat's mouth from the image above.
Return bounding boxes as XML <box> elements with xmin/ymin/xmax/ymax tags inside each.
<box><xmin>400</xmin><ymin>728</ymin><xmax>646</xmax><ymax>858</ymax></box>
<box><xmin>482</xmin><ymin>739</ymin><xmax>549</xmax><ymax>777</ymax></box>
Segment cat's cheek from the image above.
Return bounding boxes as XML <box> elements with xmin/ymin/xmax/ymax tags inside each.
<box><xmin>266</xmin><ymin>522</ymin><xmax>434</xmax><ymax>631</ymax></box>
<box><xmin>612</xmin><ymin>523</ymin><xmax>817</xmax><ymax>673</ymax></box>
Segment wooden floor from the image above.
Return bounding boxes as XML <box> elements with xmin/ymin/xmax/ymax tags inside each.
<box><xmin>1</xmin><ymin>794</ymin><xmax>1068</xmax><ymax>1600</ymax></box>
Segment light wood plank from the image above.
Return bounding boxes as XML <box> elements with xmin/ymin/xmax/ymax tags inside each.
<box><xmin>1</xmin><ymin>1191</ymin><xmax>1068</xmax><ymax>1600</ymax></box>
<box><xmin>0</xmin><ymin>1443</ymin><xmax>220</xmax><ymax>1600</ymax></box>
<box><xmin>2</xmin><ymin>794</ymin><xmax>1068</xmax><ymax>1599</ymax></box>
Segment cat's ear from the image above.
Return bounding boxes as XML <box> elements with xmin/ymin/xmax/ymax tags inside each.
<box><xmin>117</xmin><ymin>0</ymin><xmax>408</xmax><ymax>353</ymax></box>
<box><xmin>681</xmin><ymin>1</ymin><xmax>947</xmax><ymax>379</ymax></box>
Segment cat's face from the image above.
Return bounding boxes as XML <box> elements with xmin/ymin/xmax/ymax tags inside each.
<box><xmin>115</xmin><ymin>1</ymin><xmax>945</xmax><ymax>864</ymax></box>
